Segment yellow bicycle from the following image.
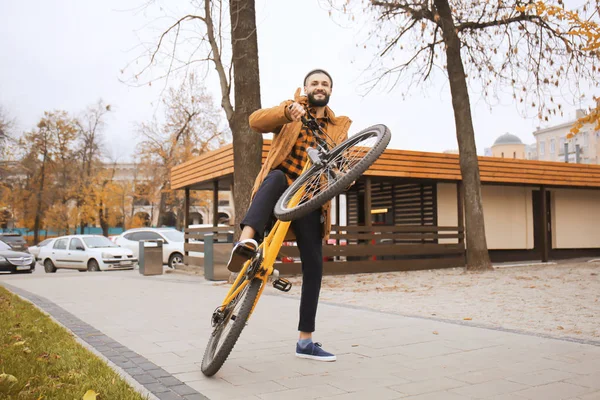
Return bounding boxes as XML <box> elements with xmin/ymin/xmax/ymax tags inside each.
<box><xmin>200</xmin><ymin>118</ymin><xmax>391</xmax><ymax>376</ymax></box>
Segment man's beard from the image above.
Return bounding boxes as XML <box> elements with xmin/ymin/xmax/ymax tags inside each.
<box><xmin>308</xmin><ymin>92</ymin><xmax>330</xmax><ymax>107</ymax></box>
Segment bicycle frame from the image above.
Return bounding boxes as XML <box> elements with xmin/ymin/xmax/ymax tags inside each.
<box><xmin>217</xmin><ymin>159</ymin><xmax>313</xmax><ymax>316</ymax></box>
<box><xmin>217</xmin><ymin>113</ymin><xmax>335</xmax><ymax>316</ymax></box>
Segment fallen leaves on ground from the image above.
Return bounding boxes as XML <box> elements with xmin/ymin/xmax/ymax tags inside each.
<box><xmin>83</xmin><ymin>389</ymin><xmax>99</xmax><ymax>400</ymax></box>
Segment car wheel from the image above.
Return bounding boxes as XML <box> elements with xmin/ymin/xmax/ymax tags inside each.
<box><xmin>87</xmin><ymin>259</ymin><xmax>101</xmax><ymax>272</ymax></box>
<box><xmin>44</xmin><ymin>259</ymin><xmax>57</xmax><ymax>273</ymax></box>
<box><xmin>168</xmin><ymin>253</ymin><xmax>184</xmax><ymax>269</ymax></box>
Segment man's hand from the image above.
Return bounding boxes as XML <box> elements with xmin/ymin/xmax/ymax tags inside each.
<box><xmin>286</xmin><ymin>102</ymin><xmax>306</xmax><ymax>122</ymax></box>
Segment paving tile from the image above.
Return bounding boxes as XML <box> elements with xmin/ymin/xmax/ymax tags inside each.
<box><xmin>326</xmin><ymin>386</ymin><xmax>407</xmax><ymax>399</ymax></box>
<box><xmin>156</xmin><ymin>392</ymin><xmax>184</xmax><ymax>400</ymax></box>
<box><xmin>576</xmin><ymin>391</ymin><xmax>600</xmax><ymax>400</ymax></box>
<box><xmin>166</xmin><ymin>364</ymin><xmax>202</xmax><ymax>375</ymax></box>
<box><xmin>193</xmin><ymin>380</ymin><xmax>288</xmax><ymax>400</ymax></box>
<box><xmin>513</xmin><ymin>382</ymin><xmax>595</xmax><ymax>400</ymax></box>
<box><xmin>170</xmin><ymin>384</ymin><xmax>199</xmax><ymax>396</ymax></box>
<box><xmin>148</xmin><ymin>368</ymin><xmax>173</xmax><ymax>379</ymax></box>
<box><xmin>400</xmin><ymin>391</ymin><xmax>472</xmax><ymax>400</ymax></box>
<box><xmin>158</xmin><ymin>376</ymin><xmax>184</xmax><ymax>387</ymax></box>
<box><xmin>144</xmin><ymin>382</ymin><xmax>171</xmax><ymax>393</ymax></box>
<box><xmin>449</xmin><ymin>368</ymin><xmax>517</xmax><ymax>384</ymax></box>
<box><xmin>257</xmin><ymin>384</ymin><xmax>345</xmax><ymax>400</ymax></box>
<box><xmin>449</xmin><ymin>379</ymin><xmax>529</xmax><ymax>398</ymax></box>
<box><xmin>133</xmin><ymin>374</ymin><xmax>158</xmax><ymax>385</ymax></box>
<box><xmin>506</xmin><ymin>368</ymin><xmax>577</xmax><ymax>386</ymax></box>
<box><xmin>565</xmin><ymin>372</ymin><xmax>600</xmax><ymax>390</ymax></box>
<box><xmin>390</xmin><ymin>377</ymin><xmax>466</xmax><ymax>396</ymax></box>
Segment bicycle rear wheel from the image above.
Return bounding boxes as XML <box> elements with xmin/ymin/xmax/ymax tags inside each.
<box><xmin>201</xmin><ymin>278</ymin><xmax>262</xmax><ymax>377</ymax></box>
<box><xmin>274</xmin><ymin>124</ymin><xmax>391</xmax><ymax>221</ymax></box>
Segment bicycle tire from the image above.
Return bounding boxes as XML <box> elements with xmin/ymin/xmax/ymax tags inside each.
<box><xmin>274</xmin><ymin>124</ymin><xmax>391</xmax><ymax>221</ymax></box>
<box><xmin>200</xmin><ymin>278</ymin><xmax>262</xmax><ymax>377</ymax></box>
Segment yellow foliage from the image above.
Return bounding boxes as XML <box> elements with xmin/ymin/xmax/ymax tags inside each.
<box><xmin>518</xmin><ymin>1</ymin><xmax>600</xmax><ymax>136</ymax></box>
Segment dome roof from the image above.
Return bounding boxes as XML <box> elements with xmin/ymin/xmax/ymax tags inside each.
<box><xmin>493</xmin><ymin>133</ymin><xmax>523</xmax><ymax>146</ymax></box>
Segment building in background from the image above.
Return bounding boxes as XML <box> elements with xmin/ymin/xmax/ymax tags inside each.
<box><xmin>533</xmin><ymin>109</ymin><xmax>599</xmax><ymax>164</ymax></box>
<box><xmin>490</xmin><ymin>133</ymin><xmax>526</xmax><ymax>159</ymax></box>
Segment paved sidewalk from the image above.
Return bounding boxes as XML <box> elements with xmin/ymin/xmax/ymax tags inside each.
<box><xmin>2</xmin><ymin>270</ymin><xmax>600</xmax><ymax>400</ymax></box>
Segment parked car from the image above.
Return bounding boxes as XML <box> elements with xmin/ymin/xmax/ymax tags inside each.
<box><xmin>0</xmin><ymin>232</ymin><xmax>28</xmax><ymax>252</ymax></box>
<box><xmin>0</xmin><ymin>240</ymin><xmax>35</xmax><ymax>274</ymax></box>
<box><xmin>114</xmin><ymin>228</ymin><xmax>186</xmax><ymax>269</ymax></box>
<box><xmin>28</xmin><ymin>238</ymin><xmax>55</xmax><ymax>261</ymax></box>
<box><xmin>38</xmin><ymin>235</ymin><xmax>137</xmax><ymax>273</ymax></box>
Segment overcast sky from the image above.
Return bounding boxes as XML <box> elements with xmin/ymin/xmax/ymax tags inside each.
<box><xmin>0</xmin><ymin>0</ymin><xmax>593</xmax><ymax>161</ymax></box>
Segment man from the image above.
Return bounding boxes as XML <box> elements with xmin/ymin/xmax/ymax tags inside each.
<box><xmin>227</xmin><ymin>69</ymin><xmax>352</xmax><ymax>361</ymax></box>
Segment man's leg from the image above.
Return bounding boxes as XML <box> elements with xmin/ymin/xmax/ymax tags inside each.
<box><xmin>227</xmin><ymin>170</ymin><xmax>287</xmax><ymax>272</ymax></box>
<box><xmin>292</xmin><ymin>209</ymin><xmax>336</xmax><ymax>361</ymax></box>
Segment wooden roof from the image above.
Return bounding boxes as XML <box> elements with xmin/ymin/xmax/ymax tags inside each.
<box><xmin>171</xmin><ymin>140</ymin><xmax>600</xmax><ymax>190</ymax></box>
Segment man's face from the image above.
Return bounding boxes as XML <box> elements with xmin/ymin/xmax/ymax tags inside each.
<box><xmin>304</xmin><ymin>72</ymin><xmax>332</xmax><ymax>107</ymax></box>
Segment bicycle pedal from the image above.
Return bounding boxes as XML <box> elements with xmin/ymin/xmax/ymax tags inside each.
<box><xmin>273</xmin><ymin>278</ymin><xmax>292</xmax><ymax>292</ymax></box>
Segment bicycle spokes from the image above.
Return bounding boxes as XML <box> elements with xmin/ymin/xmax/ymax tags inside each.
<box><xmin>297</xmin><ymin>135</ymin><xmax>379</xmax><ymax>206</ymax></box>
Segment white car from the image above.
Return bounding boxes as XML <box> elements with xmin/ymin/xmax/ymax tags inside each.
<box><xmin>28</xmin><ymin>238</ymin><xmax>55</xmax><ymax>261</ymax></box>
<box><xmin>114</xmin><ymin>228</ymin><xmax>186</xmax><ymax>269</ymax></box>
<box><xmin>38</xmin><ymin>235</ymin><xmax>137</xmax><ymax>273</ymax></box>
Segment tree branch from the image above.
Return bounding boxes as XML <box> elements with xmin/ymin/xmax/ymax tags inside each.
<box><xmin>457</xmin><ymin>13</ymin><xmax>540</xmax><ymax>32</ymax></box>
<box><xmin>371</xmin><ymin>0</ymin><xmax>435</xmax><ymax>22</ymax></box>
<box><xmin>204</xmin><ymin>0</ymin><xmax>234</xmax><ymax>121</ymax></box>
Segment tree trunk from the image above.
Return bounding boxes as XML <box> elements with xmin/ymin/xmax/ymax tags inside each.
<box><xmin>156</xmin><ymin>184</ymin><xmax>168</xmax><ymax>227</ymax></box>
<box><xmin>33</xmin><ymin>155</ymin><xmax>47</xmax><ymax>244</ymax></box>
<box><xmin>229</xmin><ymin>0</ymin><xmax>262</xmax><ymax>240</ymax></box>
<box><xmin>434</xmin><ymin>0</ymin><xmax>492</xmax><ymax>271</ymax></box>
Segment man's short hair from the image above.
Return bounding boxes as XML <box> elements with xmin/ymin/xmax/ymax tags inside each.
<box><xmin>304</xmin><ymin>69</ymin><xmax>333</xmax><ymax>88</ymax></box>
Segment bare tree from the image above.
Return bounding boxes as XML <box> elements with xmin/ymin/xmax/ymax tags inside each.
<box><xmin>329</xmin><ymin>0</ymin><xmax>599</xmax><ymax>271</ymax></box>
<box><xmin>125</xmin><ymin>0</ymin><xmax>262</xmax><ymax>236</ymax></box>
<box><xmin>0</xmin><ymin>106</ymin><xmax>16</xmax><ymax>179</ymax></box>
<box><xmin>137</xmin><ymin>72</ymin><xmax>227</xmax><ymax>228</ymax></box>
<box><xmin>74</xmin><ymin>100</ymin><xmax>111</xmax><ymax>233</ymax></box>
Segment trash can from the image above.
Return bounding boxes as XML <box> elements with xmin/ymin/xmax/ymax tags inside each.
<box><xmin>138</xmin><ymin>240</ymin><xmax>163</xmax><ymax>276</ymax></box>
<box><xmin>203</xmin><ymin>233</ymin><xmax>234</xmax><ymax>281</ymax></box>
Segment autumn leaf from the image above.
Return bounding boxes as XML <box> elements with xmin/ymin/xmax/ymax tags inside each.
<box><xmin>557</xmin><ymin>325</ymin><xmax>565</xmax><ymax>330</ymax></box>
<box><xmin>0</xmin><ymin>373</ymin><xmax>18</xmax><ymax>391</ymax></box>
<box><xmin>82</xmin><ymin>389</ymin><xmax>99</xmax><ymax>400</ymax></box>
<box><xmin>433</xmin><ymin>331</ymin><xmax>439</xmax><ymax>335</ymax></box>
<box><xmin>463</xmin><ymin>317</ymin><xmax>472</xmax><ymax>321</ymax></box>
<box><xmin>13</xmin><ymin>340</ymin><xmax>26</xmax><ymax>346</ymax></box>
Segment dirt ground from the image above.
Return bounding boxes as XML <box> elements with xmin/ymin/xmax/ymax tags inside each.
<box><xmin>281</xmin><ymin>260</ymin><xmax>600</xmax><ymax>341</ymax></box>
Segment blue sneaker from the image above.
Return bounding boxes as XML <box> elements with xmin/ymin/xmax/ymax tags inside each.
<box><xmin>295</xmin><ymin>342</ymin><xmax>337</xmax><ymax>362</ymax></box>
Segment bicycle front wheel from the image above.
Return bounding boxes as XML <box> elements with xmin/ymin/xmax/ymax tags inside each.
<box><xmin>274</xmin><ymin>124</ymin><xmax>391</xmax><ymax>221</ymax></box>
<box><xmin>201</xmin><ymin>278</ymin><xmax>262</xmax><ymax>377</ymax></box>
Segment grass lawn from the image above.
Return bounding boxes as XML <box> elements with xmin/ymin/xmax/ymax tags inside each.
<box><xmin>0</xmin><ymin>285</ymin><xmax>147</xmax><ymax>400</ymax></box>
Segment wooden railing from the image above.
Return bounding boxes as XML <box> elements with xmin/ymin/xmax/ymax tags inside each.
<box><xmin>183</xmin><ymin>226</ymin><xmax>234</xmax><ymax>268</ymax></box>
<box><xmin>182</xmin><ymin>224</ymin><xmax>465</xmax><ymax>278</ymax></box>
<box><xmin>277</xmin><ymin>225</ymin><xmax>465</xmax><ymax>275</ymax></box>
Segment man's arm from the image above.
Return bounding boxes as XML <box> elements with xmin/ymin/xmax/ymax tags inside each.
<box><xmin>248</xmin><ymin>100</ymin><xmax>294</xmax><ymax>134</ymax></box>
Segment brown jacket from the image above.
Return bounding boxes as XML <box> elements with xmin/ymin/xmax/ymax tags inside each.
<box><xmin>248</xmin><ymin>88</ymin><xmax>352</xmax><ymax>240</ymax></box>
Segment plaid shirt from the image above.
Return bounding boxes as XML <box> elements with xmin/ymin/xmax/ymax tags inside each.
<box><xmin>277</xmin><ymin>108</ymin><xmax>329</xmax><ymax>185</ymax></box>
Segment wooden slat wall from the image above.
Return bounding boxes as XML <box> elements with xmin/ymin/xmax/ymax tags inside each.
<box><xmin>393</xmin><ymin>183</ymin><xmax>436</xmax><ymax>227</ymax></box>
<box><xmin>171</xmin><ymin>139</ymin><xmax>600</xmax><ymax>190</ymax></box>
<box><xmin>275</xmin><ymin>224</ymin><xmax>465</xmax><ymax>276</ymax></box>
<box><xmin>346</xmin><ymin>180</ymin><xmax>436</xmax><ymax>231</ymax></box>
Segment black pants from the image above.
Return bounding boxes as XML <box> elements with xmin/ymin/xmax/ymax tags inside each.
<box><xmin>241</xmin><ymin>170</ymin><xmax>323</xmax><ymax>333</ymax></box>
